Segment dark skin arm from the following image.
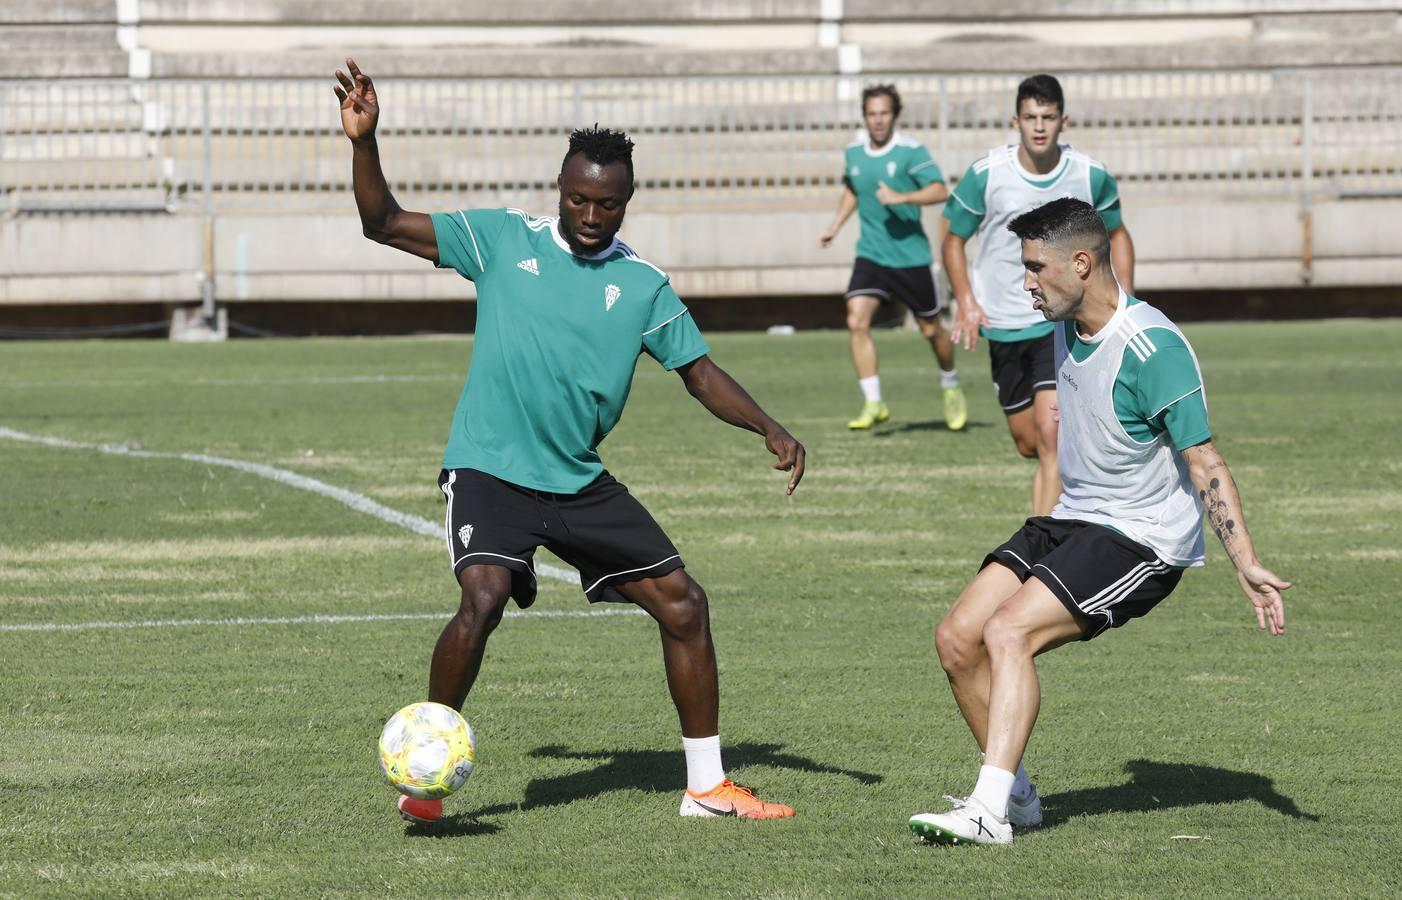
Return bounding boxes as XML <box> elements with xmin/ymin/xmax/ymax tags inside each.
<box><xmin>333</xmin><ymin>58</ymin><xmax>438</xmax><ymax>261</ymax></box>
<box><xmin>676</xmin><ymin>355</ymin><xmax>806</xmax><ymax>495</ymax></box>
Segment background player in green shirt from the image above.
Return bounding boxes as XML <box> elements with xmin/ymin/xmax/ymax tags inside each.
<box><xmin>818</xmin><ymin>84</ymin><xmax>966</xmax><ymax>432</ymax></box>
<box><xmin>335</xmin><ymin>59</ymin><xmax>806</xmax><ymax>824</ymax></box>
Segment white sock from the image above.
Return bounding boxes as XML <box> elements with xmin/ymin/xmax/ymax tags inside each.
<box><xmin>682</xmin><ymin>735</ymin><xmax>725</xmax><ymax>793</ymax></box>
<box><xmin>971</xmin><ymin>764</ymin><xmax>1016</xmax><ymax>820</ymax></box>
<box><xmin>859</xmin><ymin>375</ymin><xmax>882</xmax><ymax>403</ymax></box>
<box><xmin>1012</xmin><ymin>762</ymin><xmax>1033</xmax><ymax>799</ymax></box>
<box><xmin>940</xmin><ymin>368</ymin><xmax>960</xmax><ymax>389</ymax></box>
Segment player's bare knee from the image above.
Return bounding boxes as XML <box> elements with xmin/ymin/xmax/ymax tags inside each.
<box><xmin>982</xmin><ymin>612</ymin><xmax>1030</xmax><ymax>661</ymax></box>
<box><xmin>656</xmin><ymin>580</ymin><xmax>710</xmax><ymax>642</ymax></box>
<box><xmin>455</xmin><ymin>582</ymin><xmax>509</xmax><ymax>635</ymax></box>
<box><xmin>1013</xmin><ymin>435</ymin><xmax>1038</xmax><ymax>459</ymax></box>
<box><xmin>846</xmin><ymin>312</ymin><xmax>871</xmax><ymax>335</ymax></box>
<box><xmin>935</xmin><ymin>618</ymin><xmax>981</xmax><ymax>676</ymax></box>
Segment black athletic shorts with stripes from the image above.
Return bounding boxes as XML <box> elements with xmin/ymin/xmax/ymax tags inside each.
<box><xmin>845</xmin><ymin>256</ymin><xmax>943</xmax><ymax>319</ymax></box>
<box><xmin>987</xmin><ymin>332</ymin><xmax>1057</xmax><ymax>414</ymax></box>
<box><xmin>438</xmin><ymin>468</ymin><xmax>684</xmax><ymax>609</ymax></box>
<box><xmin>983</xmin><ymin>516</ymin><xmax>1185</xmax><ymax>640</ymax></box>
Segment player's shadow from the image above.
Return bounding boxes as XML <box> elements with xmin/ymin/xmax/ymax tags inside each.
<box><xmin>1040</xmin><ymin>759</ymin><xmax>1319</xmax><ymax>829</ymax></box>
<box><xmin>459</xmin><ymin>742</ymin><xmax>880</xmax><ymax>825</ymax></box>
<box><xmin>870</xmin><ymin>420</ymin><xmax>994</xmax><ymax>435</ymax></box>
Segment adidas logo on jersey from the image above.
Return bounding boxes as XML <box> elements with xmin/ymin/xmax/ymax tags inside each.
<box><xmin>605</xmin><ymin>284</ymin><xmax>621</xmax><ymax>311</ymax></box>
<box><xmin>517</xmin><ymin>258</ymin><xmax>539</xmax><ymax>276</ymax></box>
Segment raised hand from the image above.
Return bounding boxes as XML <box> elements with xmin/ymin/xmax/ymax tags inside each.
<box><xmin>875</xmin><ymin>181</ymin><xmax>902</xmax><ymax>206</ymax></box>
<box><xmin>334</xmin><ymin>58</ymin><xmax>379</xmax><ymax>142</ymax></box>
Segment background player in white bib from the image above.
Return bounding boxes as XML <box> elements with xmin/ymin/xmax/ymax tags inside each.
<box><xmin>910</xmin><ymin>198</ymin><xmax>1289</xmax><ymax>846</ymax></box>
<box><xmin>943</xmin><ymin>75</ymin><xmax>1136</xmax><ymax>514</ymax></box>
<box><xmin>818</xmin><ymin>84</ymin><xmax>966</xmax><ymax>432</ymax></box>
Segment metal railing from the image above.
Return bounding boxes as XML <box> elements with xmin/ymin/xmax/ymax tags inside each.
<box><xmin>2</xmin><ymin>69</ymin><xmax>1400</xmax><ymax>215</ymax></box>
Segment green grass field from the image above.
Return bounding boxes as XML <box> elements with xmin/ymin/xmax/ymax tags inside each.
<box><xmin>2</xmin><ymin>321</ymin><xmax>1399</xmax><ymax>898</ymax></box>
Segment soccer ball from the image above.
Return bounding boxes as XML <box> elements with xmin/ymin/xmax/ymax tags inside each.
<box><xmin>378</xmin><ymin>701</ymin><xmax>477</xmax><ymax>800</ymax></box>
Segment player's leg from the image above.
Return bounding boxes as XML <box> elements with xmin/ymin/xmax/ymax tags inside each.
<box><xmin>934</xmin><ymin>562</ymin><xmax>1022</xmax><ymax>750</ymax></box>
<box><xmin>911</xmin><ymin>582</ymin><xmax>1082</xmax><ymax>846</ymax></box>
<box><xmin>614</xmin><ymin>568</ymin><xmax>718</xmax><ymax>738</ymax></box>
<box><xmin>1030</xmin><ymin>388</ymin><xmax>1061</xmax><ymax>517</ymax></box>
<box><xmin>935</xmin><ymin>521</ymin><xmax>1055</xmax><ymax>825</ymax></box>
<box><xmin>915</xmin><ymin>314</ymin><xmax>967</xmax><ymax>431</ymax></box>
<box><xmin>427</xmin><ymin>564</ymin><xmax>513</xmax><ymax>710</ymax></box>
<box><xmin>619</xmin><ymin>570</ymin><xmax>793</xmax><ymax>819</ymax></box>
<box><xmin>845</xmin><ymin>290</ymin><xmax>889</xmax><ymax>429</ymax></box>
<box><xmin>405</xmin><ymin>470</ymin><xmax>542</xmax><ymax>824</ymax></box>
<box><xmin>554</xmin><ymin>473</ymin><xmax>792</xmax><ymax>819</ymax></box>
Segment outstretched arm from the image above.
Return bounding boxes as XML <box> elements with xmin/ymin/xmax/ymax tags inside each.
<box><xmin>1182</xmin><ymin>440</ymin><xmax>1290</xmax><ymax>635</ymax></box>
<box><xmin>334</xmin><ymin>58</ymin><xmax>438</xmax><ymax>261</ymax></box>
<box><xmin>676</xmin><ymin>355</ymin><xmax>806</xmax><ymax>495</ymax></box>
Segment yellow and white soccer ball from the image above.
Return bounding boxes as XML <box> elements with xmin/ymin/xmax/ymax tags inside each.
<box><xmin>378</xmin><ymin>701</ymin><xmax>477</xmax><ymax>800</ymax></box>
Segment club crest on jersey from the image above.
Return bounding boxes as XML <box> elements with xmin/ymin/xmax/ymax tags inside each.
<box><xmin>887</xmin><ymin>161</ymin><xmax>897</xmax><ymax>178</ymax></box>
<box><xmin>605</xmin><ymin>284</ymin><xmax>621</xmax><ymax>311</ymax></box>
<box><xmin>458</xmin><ymin>524</ymin><xmax>474</xmax><ymax>547</ymax></box>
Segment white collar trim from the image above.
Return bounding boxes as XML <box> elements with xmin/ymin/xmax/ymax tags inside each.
<box><xmin>549</xmin><ymin>217</ymin><xmax>620</xmax><ymax>260</ymax></box>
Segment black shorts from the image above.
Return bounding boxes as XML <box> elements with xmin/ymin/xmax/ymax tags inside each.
<box><xmin>845</xmin><ymin>257</ymin><xmax>943</xmax><ymax>318</ymax></box>
<box><xmin>983</xmin><ymin>516</ymin><xmax>1184</xmax><ymax>640</ymax></box>
<box><xmin>988</xmin><ymin>332</ymin><xmax>1057</xmax><ymax>414</ymax></box>
<box><xmin>438</xmin><ymin>468</ymin><xmax>684</xmax><ymax>608</ymax></box>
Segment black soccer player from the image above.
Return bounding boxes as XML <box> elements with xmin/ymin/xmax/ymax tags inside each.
<box><xmin>335</xmin><ymin>59</ymin><xmax>805</xmax><ymax>822</ymax></box>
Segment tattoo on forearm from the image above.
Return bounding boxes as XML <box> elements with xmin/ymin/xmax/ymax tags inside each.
<box><xmin>1200</xmin><ymin>477</ymin><xmax>1242</xmax><ymax>563</ymax></box>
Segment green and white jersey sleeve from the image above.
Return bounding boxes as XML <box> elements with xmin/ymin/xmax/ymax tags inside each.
<box><xmin>642</xmin><ymin>281</ymin><xmax>708</xmax><ymax>371</ymax></box>
<box><xmin>943</xmin><ymin>162</ymin><xmax>987</xmax><ymax>239</ymax></box>
<box><xmin>1118</xmin><ymin>327</ymin><xmax>1210</xmax><ymax>450</ymax></box>
<box><xmin>432</xmin><ymin>208</ymin><xmax>511</xmax><ymax>281</ymax></box>
<box><xmin>1090</xmin><ymin>166</ymin><xmax>1124</xmax><ymax>233</ymax></box>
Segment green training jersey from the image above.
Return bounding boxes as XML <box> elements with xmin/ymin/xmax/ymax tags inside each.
<box><xmin>432</xmin><ymin>208</ymin><xmax>710</xmax><ymax>494</ymax></box>
<box><xmin>842</xmin><ymin>132</ymin><xmax>944</xmax><ymax>268</ymax></box>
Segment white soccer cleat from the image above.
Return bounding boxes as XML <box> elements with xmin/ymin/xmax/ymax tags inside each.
<box><xmin>1007</xmin><ymin>785</ymin><xmax>1043</xmax><ymax>828</ymax></box>
<box><xmin>909</xmin><ymin>796</ymin><xmax>1013</xmax><ymax>845</ymax></box>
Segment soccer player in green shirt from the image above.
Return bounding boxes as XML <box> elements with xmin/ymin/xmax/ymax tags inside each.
<box><xmin>335</xmin><ymin>59</ymin><xmax>805</xmax><ymax>824</ymax></box>
<box><xmin>818</xmin><ymin>84</ymin><xmax>967</xmax><ymax>432</ymax></box>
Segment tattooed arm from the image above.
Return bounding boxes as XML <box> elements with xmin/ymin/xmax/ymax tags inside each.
<box><xmin>1182</xmin><ymin>440</ymin><xmax>1291</xmax><ymax>636</ymax></box>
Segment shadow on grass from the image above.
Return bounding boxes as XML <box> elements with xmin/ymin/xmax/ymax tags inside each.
<box><xmin>870</xmin><ymin>420</ymin><xmax>995</xmax><ymax>436</ymax></box>
<box><xmin>427</xmin><ymin>742</ymin><xmax>880</xmax><ymax>833</ymax></box>
<box><xmin>1040</xmin><ymin>758</ymin><xmax>1320</xmax><ymax>828</ymax></box>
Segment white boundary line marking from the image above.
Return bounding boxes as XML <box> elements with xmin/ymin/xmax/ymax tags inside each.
<box><xmin>0</xmin><ymin>609</ymin><xmax>643</xmax><ymax>634</ymax></box>
<box><xmin>0</xmin><ymin>426</ymin><xmax>580</xmax><ymax>586</ymax></box>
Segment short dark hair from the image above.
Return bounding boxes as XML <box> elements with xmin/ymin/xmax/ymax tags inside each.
<box><xmin>1016</xmin><ymin>74</ymin><xmax>1064</xmax><ymax>114</ymax></box>
<box><xmin>861</xmin><ymin>83</ymin><xmax>902</xmax><ymax>119</ymax></box>
<box><xmin>1008</xmin><ymin>197</ymin><xmax>1109</xmax><ymax>264</ymax></box>
<box><xmin>563</xmin><ymin>125</ymin><xmax>635</xmax><ymax>183</ymax></box>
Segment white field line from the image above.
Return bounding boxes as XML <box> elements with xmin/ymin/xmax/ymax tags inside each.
<box><xmin>0</xmin><ymin>426</ymin><xmax>580</xmax><ymax>586</ymax></box>
<box><xmin>0</xmin><ymin>608</ymin><xmax>644</xmax><ymax>634</ymax></box>
<box><xmin>6</xmin><ymin>374</ymin><xmax>456</xmax><ymax>389</ymax></box>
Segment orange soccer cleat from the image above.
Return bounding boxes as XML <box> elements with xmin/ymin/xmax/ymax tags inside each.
<box><xmin>397</xmin><ymin>795</ymin><xmax>443</xmax><ymax>825</ymax></box>
<box><xmin>679</xmin><ymin>780</ymin><xmax>795</xmax><ymax>819</ymax></box>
